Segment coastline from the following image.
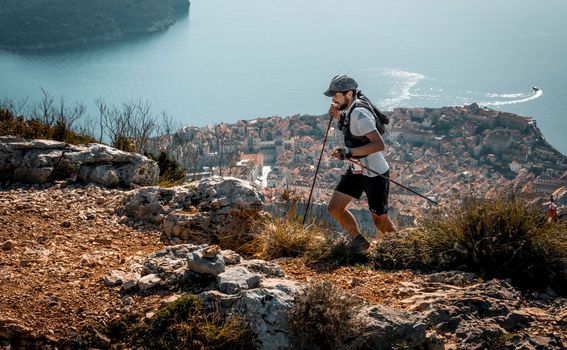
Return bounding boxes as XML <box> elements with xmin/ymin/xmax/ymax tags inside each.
<box><xmin>0</xmin><ymin>19</ymin><xmax>177</xmax><ymax>52</ymax></box>
<box><xmin>0</xmin><ymin>0</ymin><xmax>190</xmax><ymax>51</ymax></box>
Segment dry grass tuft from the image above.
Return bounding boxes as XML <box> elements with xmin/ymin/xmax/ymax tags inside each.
<box><xmin>239</xmin><ymin>191</ymin><xmax>376</xmax><ymax>267</ymax></box>
<box><xmin>243</xmin><ymin>196</ymin><xmax>371</xmax><ymax>265</ymax></box>
<box><xmin>243</xmin><ymin>214</ymin><xmax>329</xmax><ymax>260</ymax></box>
<box><xmin>374</xmin><ymin>192</ymin><xmax>567</xmax><ymax>294</ymax></box>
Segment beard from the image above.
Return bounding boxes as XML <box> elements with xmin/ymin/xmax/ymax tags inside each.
<box><xmin>338</xmin><ymin>100</ymin><xmax>349</xmax><ymax>110</ymax></box>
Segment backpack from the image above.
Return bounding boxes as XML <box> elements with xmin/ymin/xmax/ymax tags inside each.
<box><xmin>354</xmin><ymin>90</ymin><xmax>389</xmax><ymax>135</ymax></box>
<box><xmin>337</xmin><ymin>91</ymin><xmax>390</xmax><ymax>155</ymax></box>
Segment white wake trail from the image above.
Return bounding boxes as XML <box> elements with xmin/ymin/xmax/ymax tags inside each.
<box><xmin>480</xmin><ymin>89</ymin><xmax>543</xmax><ymax>106</ymax></box>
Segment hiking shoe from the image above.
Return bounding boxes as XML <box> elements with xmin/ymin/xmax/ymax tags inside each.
<box><xmin>351</xmin><ymin>235</ymin><xmax>370</xmax><ymax>253</ymax></box>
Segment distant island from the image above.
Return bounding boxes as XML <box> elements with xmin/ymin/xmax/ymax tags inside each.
<box><xmin>0</xmin><ymin>0</ymin><xmax>190</xmax><ymax>50</ymax></box>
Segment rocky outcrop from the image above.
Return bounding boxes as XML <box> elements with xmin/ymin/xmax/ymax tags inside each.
<box><xmin>0</xmin><ymin>0</ymin><xmax>190</xmax><ymax>50</ymax></box>
<box><xmin>119</xmin><ymin>177</ymin><xmax>265</xmax><ymax>249</ymax></box>
<box><xmin>400</xmin><ymin>271</ymin><xmax>566</xmax><ymax>349</ymax></box>
<box><xmin>0</xmin><ymin>137</ymin><xmax>159</xmax><ymax>187</ymax></box>
<box><xmin>105</xmin><ymin>243</ymin><xmax>297</xmax><ymax>349</ymax></box>
<box><xmin>105</xmin><ymin>243</ymin><xmax>429</xmax><ymax>350</ymax></box>
<box><xmin>200</xmin><ymin>287</ymin><xmax>297</xmax><ymax>350</ymax></box>
<box><xmin>352</xmin><ymin>305</ymin><xmax>428</xmax><ymax>350</ymax></box>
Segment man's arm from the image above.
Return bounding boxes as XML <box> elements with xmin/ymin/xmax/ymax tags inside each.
<box><xmin>349</xmin><ymin>130</ymin><xmax>384</xmax><ymax>157</ymax></box>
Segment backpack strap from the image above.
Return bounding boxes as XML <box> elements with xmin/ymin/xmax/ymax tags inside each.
<box><xmin>356</xmin><ymin>91</ymin><xmax>388</xmax><ymax>135</ymax></box>
<box><xmin>340</xmin><ymin>102</ymin><xmax>372</xmax><ymax>158</ymax></box>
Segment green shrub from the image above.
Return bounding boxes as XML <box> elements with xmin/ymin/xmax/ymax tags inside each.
<box><xmin>288</xmin><ymin>281</ymin><xmax>364</xmax><ymax>350</ymax></box>
<box><xmin>374</xmin><ymin>193</ymin><xmax>567</xmax><ymax>294</ymax></box>
<box><xmin>130</xmin><ymin>294</ymin><xmax>256</xmax><ymax>350</ymax></box>
<box><xmin>146</xmin><ymin>151</ymin><xmax>187</xmax><ymax>187</ymax></box>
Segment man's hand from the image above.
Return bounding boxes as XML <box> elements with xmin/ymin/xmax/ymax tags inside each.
<box><xmin>331</xmin><ymin>147</ymin><xmax>352</xmax><ymax>160</ymax></box>
<box><xmin>328</xmin><ymin>102</ymin><xmax>340</xmax><ymax>120</ymax></box>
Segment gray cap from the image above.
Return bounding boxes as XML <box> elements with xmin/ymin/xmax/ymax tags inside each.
<box><xmin>324</xmin><ymin>74</ymin><xmax>358</xmax><ymax>97</ymax></box>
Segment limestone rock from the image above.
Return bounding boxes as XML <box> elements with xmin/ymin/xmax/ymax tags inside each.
<box><xmin>105</xmin><ymin>244</ymin><xmax>567</xmax><ymax>350</ymax></box>
<box><xmin>187</xmin><ymin>250</ymin><xmax>225</xmax><ymax>276</ymax></box>
<box><xmin>0</xmin><ymin>137</ymin><xmax>158</xmax><ymax>187</ymax></box>
<box><xmin>236</xmin><ymin>288</ymin><xmax>295</xmax><ymax>350</ymax></box>
<box><xmin>217</xmin><ymin>266</ymin><xmax>261</xmax><ymax>294</ymax></box>
<box><xmin>352</xmin><ymin>305</ymin><xmax>427</xmax><ymax>349</ymax></box>
<box><xmin>119</xmin><ymin>177</ymin><xmax>265</xmax><ymax>250</ymax></box>
<box><xmin>160</xmin><ymin>294</ymin><xmax>181</xmax><ymax>307</ymax></box>
<box><xmin>122</xmin><ymin>273</ymin><xmax>141</xmax><ymax>291</ymax></box>
<box><xmin>242</xmin><ymin>259</ymin><xmax>284</xmax><ymax>278</ymax></box>
<box><xmin>105</xmin><ymin>243</ymin><xmax>296</xmax><ymax>349</ymax></box>
<box><xmin>103</xmin><ymin>270</ymin><xmax>127</xmax><ymax>286</ymax></box>
<box><xmin>422</xmin><ymin>271</ymin><xmax>480</xmax><ymax>286</ymax></box>
<box><xmin>80</xmin><ymin>253</ymin><xmax>96</xmax><ymax>267</ymax></box>
<box><xmin>200</xmin><ymin>287</ymin><xmax>295</xmax><ymax>350</ymax></box>
<box><xmin>120</xmin><ymin>187</ymin><xmax>164</xmax><ymax>224</ymax></box>
<box><xmin>260</xmin><ymin>278</ymin><xmax>301</xmax><ymax>295</ymax></box>
<box><xmin>499</xmin><ymin>310</ymin><xmax>533</xmax><ymax>331</ymax></box>
<box><xmin>121</xmin><ymin>296</ymin><xmax>134</xmax><ymax>306</ymax></box>
<box><xmin>85</xmin><ymin>210</ymin><xmax>96</xmax><ymax>220</ymax></box>
<box><xmin>138</xmin><ymin>274</ymin><xmax>162</xmax><ymax>291</ymax></box>
<box><xmin>221</xmin><ymin>250</ymin><xmax>241</xmax><ymax>265</ymax></box>
<box><xmin>400</xmin><ymin>278</ymin><xmax>545</xmax><ymax>349</ymax></box>
<box><xmin>141</xmin><ymin>244</ymin><xmax>204</xmax><ymax>285</ymax></box>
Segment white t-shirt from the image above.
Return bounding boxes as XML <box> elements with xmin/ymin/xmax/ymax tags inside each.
<box><xmin>346</xmin><ymin>104</ymin><xmax>389</xmax><ymax>177</ymax></box>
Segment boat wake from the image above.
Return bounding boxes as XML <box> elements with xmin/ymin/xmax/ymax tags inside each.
<box><xmin>358</xmin><ymin>67</ymin><xmax>542</xmax><ymax>110</ymax></box>
<box><xmin>479</xmin><ymin>88</ymin><xmax>543</xmax><ymax>106</ymax></box>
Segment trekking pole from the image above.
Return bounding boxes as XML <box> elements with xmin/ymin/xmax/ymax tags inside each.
<box><xmin>303</xmin><ymin>114</ymin><xmax>334</xmax><ymax>225</ymax></box>
<box><xmin>347</xmin><ymin>158</ymin><xmax>439</xmax><ymax>206</ymax></box>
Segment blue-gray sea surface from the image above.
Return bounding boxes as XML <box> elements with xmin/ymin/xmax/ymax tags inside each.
<box><xmin>1</xmin><ymin>0</ymin><xmax>566</xmax><ymax>153</ymax></box>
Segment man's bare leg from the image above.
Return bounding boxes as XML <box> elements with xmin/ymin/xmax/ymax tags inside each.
<box><xmin>371</xmin><ymin>212</ymin><xmax>397</xmax><ymax>240</ymax></box>
<box><xmin>327</xmin><ymin>191</ymin><xmax>361</xmax><ymax>238</ymax></box>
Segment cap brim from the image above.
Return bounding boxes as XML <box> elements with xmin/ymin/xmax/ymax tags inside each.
<box><xmin>324</xmin><ymin>89</ymin><xmax>335</xmax><ymax>97</ymax></box>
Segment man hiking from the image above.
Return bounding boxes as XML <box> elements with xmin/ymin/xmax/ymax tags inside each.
<box><xmin>324</xmin><ymin>74</ymin><xmax>397</xmax><ymax>252</ymax></box>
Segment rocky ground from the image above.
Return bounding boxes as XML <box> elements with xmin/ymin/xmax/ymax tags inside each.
<box><xmin>279</xmin><ymin>259</ymin><xmax>567</xmax><ymax>349</ymax></box>
<box><xmin>1</xmin><ymin>182</ymin><xmax>566</xmax><ymax>349</ymax></box>
<box><xmin>0</xmin><ymin>182</ymin><xmax>165</xmax><ymax>347</ymax></box>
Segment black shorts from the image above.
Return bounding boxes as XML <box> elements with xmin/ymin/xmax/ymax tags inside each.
<box><xmin>335</xmin><ymin>169</ymin><xmax>390</xmax><ymax>215</ymax></box>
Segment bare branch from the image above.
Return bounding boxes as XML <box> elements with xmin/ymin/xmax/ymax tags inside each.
<box><xmin>0</xmin><ymin>97</ymin><xmax>28</xmax><ymax>117</ymax></box>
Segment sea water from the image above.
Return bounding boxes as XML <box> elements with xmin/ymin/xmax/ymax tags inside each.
<box><xmin>1</xmin><ymin>0</ymin><xmax>566</xmax><ymax>153</ymax></box>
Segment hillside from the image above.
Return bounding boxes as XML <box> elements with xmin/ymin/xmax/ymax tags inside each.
<box><xmin>0</xmin><ymin>121</ymin><xmax>566</xmax><ymax>348</ymax></box>
<box><xmin>0</xmin><ymin>177</ymin><xmax>565</xmax><ymax>349</ymax></box>
<box><xmin>0</xmin><ymin>0</ymin><xmax>190</xmax><ymax>50</ymax></box>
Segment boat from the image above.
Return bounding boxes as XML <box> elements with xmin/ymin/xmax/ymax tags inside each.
<box><xmin>532</xmin><ymin>86</ymin><xmax>539</xmax><ymax>92</ymax></box>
